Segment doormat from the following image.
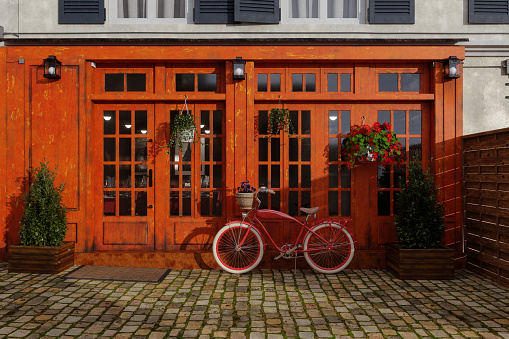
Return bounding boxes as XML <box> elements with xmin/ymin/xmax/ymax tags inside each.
<box><xmin>62</xmin><ymin>265</ymin><xmax>171</xmax><ymax>283</ymax></box>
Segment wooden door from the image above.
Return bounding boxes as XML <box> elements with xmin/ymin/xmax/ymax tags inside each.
<box><xmin>345</xmin><ymin>104</ymin><xmax>431</xmax><ymax>253</ymax></box>
<box><xmin>254</xmin><ymin>103</ymin><xmax>319</xmax><ymax>246</ymax></box>
<box><xmin>161</xmin><ymin>102</ymin><xmax>225</xmax><ymax>250</ymax></box>
<box><xmin>94</xmin><ymin>104</ymin><xmax>155</xmax><ymax>250</ymax></box>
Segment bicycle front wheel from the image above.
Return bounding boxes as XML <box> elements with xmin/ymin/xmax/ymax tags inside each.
<box><xmin>303</xmin><ymin>222</ymin><xmax>355</xmax><ymax>274</ymax></box>
<box><xmin>213</xmin><ymin>222</ymin><xmax>264</xmax><ymax>274</ymax></box>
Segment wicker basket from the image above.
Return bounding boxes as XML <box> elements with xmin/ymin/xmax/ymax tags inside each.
<box><xmin>236</xmin><ymin>192</ymin><xmax>255</xmax><ymax>210</ymax></box>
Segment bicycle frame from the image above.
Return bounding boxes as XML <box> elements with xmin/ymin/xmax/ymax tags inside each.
<box><xmin>235</xmin><ymin>191</ymin><xmax>353</xmax><ymax>255</ymax></box>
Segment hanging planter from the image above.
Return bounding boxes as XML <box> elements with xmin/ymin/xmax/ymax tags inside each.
<box><xmin>343</xmin><ymin>119</ymin><xmax>405</xmax><ymax>169</ymax></box>
<box><xmin>166</xmin><ymin>96</ymin><xmax>197</xmax><ymax>152</ymax></box>
<box><xmin>266</xmin><ymin>108</ymin><xmax>297</xmax><ymax>140</ymax></box>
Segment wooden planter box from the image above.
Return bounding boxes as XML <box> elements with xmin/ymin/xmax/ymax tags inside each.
<box><xmin>8</xmin><ymin>241</ymin><xmax>75</xmax><ymax>274</ymax></box>
<box><xmin>386</xmin><ymin>243</ymin><xmax>454</xmax><ymax>280</ymax></box>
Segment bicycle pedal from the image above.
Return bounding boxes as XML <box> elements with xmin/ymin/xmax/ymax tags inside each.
<box><xmin>273</xmin><ymin>253</ymin><xmax>283</xmax><ymax>261</ymax></box>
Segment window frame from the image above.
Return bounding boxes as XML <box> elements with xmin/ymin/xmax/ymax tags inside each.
<box><xmin>108</xmin><ymin>0</ymin><xmax>191</xmax><ymax>24</ymax></box>
<box><xmin>281</xmin><ymin>0</ymin><xmax>366</xmax><ymax>24</ymax></box>
<box><xmin>96</xmin><ymin>66</ymin><xmax>154</xmax><ymax>94</ymax></box>
<box><xmin>374</xmin><ymin>64</ymin><xmax>429</xmax><ymax>94</ymax></box>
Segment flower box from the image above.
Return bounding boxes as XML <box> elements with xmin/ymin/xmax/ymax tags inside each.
<box><xmin>8</xmin><ymin>241</ymin><xmax>75</xmax><ymax>274</ymax></box>
<box><xmin>385</xmin><ymin>243</ymin><xmax>454</xmax><ymax>280</ymax></box>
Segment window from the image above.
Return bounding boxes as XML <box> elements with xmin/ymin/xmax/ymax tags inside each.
<box><xmin>175</xmin><ymin>73</ymin><xmax>218</xmax><ymax>92</ymax></box>
<box><xmin>100</xmin><ymin>68</ymin><xmax>153</xmax><ymax>93</ymax></box>
<box><xmin>378</xmin><ymin>73</ymin><xmax>420</xmax><ymax>92</ymax></box>
<box><xmin>109</xmin><ymin>0</ymin><xmax>188</xmax><ymax>24</ymax></box>
<box><xmin>282</xmin><ymin>0</ymin><xmax>365</xmax><ymax>24</ymax></box>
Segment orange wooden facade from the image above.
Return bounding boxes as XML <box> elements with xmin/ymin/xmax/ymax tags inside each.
<box><xmin>0</xmin><ymin>44</ymin><xmax>465</xmax><ymax>269</ymax></box>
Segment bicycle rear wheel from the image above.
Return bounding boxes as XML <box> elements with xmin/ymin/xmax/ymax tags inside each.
<box><xmin>303</xmin><ymin>222</ymin><xmax>355</xmax><ymax>274</ymax></box>
<box><xmin>213</xmin><ymin>222</ymin><xmax>264</xmax><ymax>274</ymax></box>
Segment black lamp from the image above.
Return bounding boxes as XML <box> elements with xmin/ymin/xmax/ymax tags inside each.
<box><xmin>232</xmin><ymin>57</ymin><xmax>246</xmax><ymax>80</ymax></box>
<box><xmin>44</xmin><ymin>55</ymin><xmax>61</xmax><ymax>79</ymax></box>
<box><xmin>444</xmin><ymin>56</ymin><xmax>461</xmax><ymax>79</ymax></box>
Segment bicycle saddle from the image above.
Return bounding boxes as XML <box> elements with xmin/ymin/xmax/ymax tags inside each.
<box><xmin>300</xmin><ymin>207</ymin><xmax>319</xmax><ymax>215</ymax></box>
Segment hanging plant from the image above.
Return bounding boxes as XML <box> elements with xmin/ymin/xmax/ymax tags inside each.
<box><xmin>266</xmin><ymin>108</ymin><xmax>297</xmax><ymax>140</ymax></box>
<box><xmin>343</xmin><ymin>121</ymin><xmax>404</xmax><ymax>169</ymax></box>
<box><xmin>166</xmin><ymin>97</ymin><xmax>197</xmax><ymax>152</ymax></box>
<box><xmin>167</xmin><ymin>113</ymin><xmax>196</xmax><ymax>152</ymax></box>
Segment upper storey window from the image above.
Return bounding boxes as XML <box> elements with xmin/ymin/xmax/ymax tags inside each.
<box><xmin>110</xmin><ymin>0</ymin><xmax>188</xmax><ymax>23</ymax></box>
<box><xmin>282</xmin><ymin>0</ymin><xmax>365</xmax><ymax>24</ymax></box>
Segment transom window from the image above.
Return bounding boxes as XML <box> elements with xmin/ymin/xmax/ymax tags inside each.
<box><xmin>105</xmin><ymin>73</ymin><xmax>147</xmax><ymax>92</ymax></box>
<box><xmin>378</xmin><ymin>73</ymin><xmax>421</xmax><ymax>92</ymax></box>
<box><xmin>175</xmin><ymin>74</ymin><xmax>218</xmax><ymax>92</ymax></box>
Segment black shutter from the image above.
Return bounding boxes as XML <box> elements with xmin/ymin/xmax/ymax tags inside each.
<box><xmin>234</xmin><ymin>0</ymin><xmax>279</xmax><ymax>24</ymax></box>
<box><xmin>469</xmin><ymin>0</ymin><xmax>509</xmax><ymax>23</ymax></box>
<box><xmin>59</xmin><ymin>0</ymin><xmax>105</xmax><ymax>24</ymax></box>
<box><xmin>194</xmin><ymin>0</ymin><xmax>234</xmax><ymax>24</ymax></box>
<box><xmin>368</xmin><ymin>0</ymin><xmax>414</xmax><ymax>24</ymax></box>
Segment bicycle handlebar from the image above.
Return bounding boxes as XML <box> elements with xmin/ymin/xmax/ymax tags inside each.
<box><xmin>259</xmin><ymin>186</ymin><xmax>275</xmax><ymax>195</ymax></box>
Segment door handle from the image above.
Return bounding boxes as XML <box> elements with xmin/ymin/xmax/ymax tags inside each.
<box><xmin>148</xmin><ymin>205</ymin><xmax>153</xmax><ymax>209</ymax></box>
<box><xmin>148</xmin><ymin>169</ymin><xmax>153</xmax><ymax>187</ymax></box>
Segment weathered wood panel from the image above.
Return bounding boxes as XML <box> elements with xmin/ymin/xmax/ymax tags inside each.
<box><xmin>30</xmin><ymin>65</ymin><xmax>80</xmax><ymax>210</ymax></box>
<box><xmin>0</xmin><ymin>48</ymin><xmax>6</xmax><ymax>261</ymax></box>
<box><xmin>6</xmin><ymin>46</ymin><xmax>465</xmax><ymax>62</ymax></box>
<box><xmin>103</xmin><ymin>222</ymin><xmax>148</xmax><ymax>245</ymax></box>
<box><xmin>463</xmin><ymin>127</ymin><xmax>509</xmax><ymax>287</ymax></box>
<box><xmin>433</xmin><ymin>63</ymin><xmax>465</xmax><ymax>267</ymax></box>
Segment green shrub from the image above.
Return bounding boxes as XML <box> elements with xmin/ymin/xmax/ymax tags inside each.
<box><xmin>394</xmin><ymin>161</ymin><xmax>445</xmax><ymax>249</ymax></box>
<box><xmin>19</xmin><ymin>161</ymin><xmax>68</xmax><ymax>247</ymax></box>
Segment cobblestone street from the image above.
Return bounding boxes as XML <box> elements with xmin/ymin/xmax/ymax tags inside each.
<box><xmin>0</xmin><ymin>263</ymin><xmax>508</xmax><ymax>338</ymax></box>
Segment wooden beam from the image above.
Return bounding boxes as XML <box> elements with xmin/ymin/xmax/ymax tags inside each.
<box><xmin>8</xmin><ymin>45</ymin><xmax>465</xmax><ymax>63</ymax></box>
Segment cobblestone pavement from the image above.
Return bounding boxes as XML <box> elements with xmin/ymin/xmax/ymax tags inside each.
<box><xmin>1</xmin><ymin>263</ymin><xmax>509</xmax><ymax>338</ymax></box>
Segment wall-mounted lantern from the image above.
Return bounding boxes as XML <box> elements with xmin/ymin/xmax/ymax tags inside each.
<box><xmin>232</xmin><ymin>57</ymin><xmax>246</xmax><ymax>80</ymax></box>
<box><xmin>444</xmin><ymin>56</ymin><xmax>462</xmax><ymax>79</ymax></box>
<box><xmin>44</xmin><ymin>55</ymin><xmax>61</xmax><ymax>79</ymax></box>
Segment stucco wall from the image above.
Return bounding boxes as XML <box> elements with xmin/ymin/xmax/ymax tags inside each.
<box><xmin>463</xmin><ymin>56</ymin><xmax>509</xmax><ymax>135</ymax></box>
<box><xmin>0</xmin><ymin>0</ymin><xmax>507</xmax><ymax>39</ymax></box>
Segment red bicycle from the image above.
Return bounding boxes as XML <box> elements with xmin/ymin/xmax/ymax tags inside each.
<box><xmin>213</xmin><ymin>187</ymin><xmax>355</xmax><ymax>274</ymax></box>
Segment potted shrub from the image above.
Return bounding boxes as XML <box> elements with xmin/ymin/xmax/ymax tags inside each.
<box><xmin>386</xmin><ymin>160</ymin><xmax>454</xmax><ymax>280</ymax></box>
<box><xmin>266</xmin><ymin>108</ymin><xmax>297</xmax><ymax>140</ymax></box>
<box><xmin>343</xmin><ymin>121</ymin><xmax>404</xmax><ymax>169</ymax></box>
<box><xmin>8</xmin><ymin>161</ymin><xmax>74</xmax><ymax>274</ymax></box>
<box><xmin>167</xmin><ymin>112</ymin><xmax>197</xmax><ymax>152</ymax></box>
<box><xmin>235</xmin><ymin>181</ymin><xmax>256</xmax><ymax>210</ymax></box>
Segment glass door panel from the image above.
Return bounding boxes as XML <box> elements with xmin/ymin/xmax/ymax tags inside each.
<box><xmin>97</xmin><ymin>104</ymin><xmax>154</xmax><ymax>250</ymax></box>
<box><xmin>168</xmin><ymin>103</ymin><xmax>224</xmax><ymax>218</ymax></box>
<box><xmin>103</xmin><ymin>108</ymin><xmax>151</xmax><ymax>217</ymax></box>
